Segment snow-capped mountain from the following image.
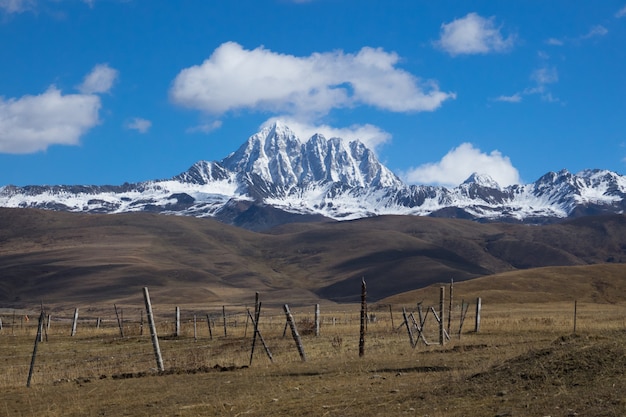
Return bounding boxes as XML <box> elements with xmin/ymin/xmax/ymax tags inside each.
<box><xmin>1</xmin><ymin>122</ymin><xmax>626</xmax><ymax>229</ymax></box>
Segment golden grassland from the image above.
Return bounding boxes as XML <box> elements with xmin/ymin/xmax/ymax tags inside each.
<box><xmin>2</xmin><ymin>300</ymin><xmax>626</xmax><ymax>416</ymax></box>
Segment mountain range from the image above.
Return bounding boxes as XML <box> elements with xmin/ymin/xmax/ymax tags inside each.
<box><xmin>1</xmin><ymin>122</ymin><xmax>625</xmax><ymax>230</ymax></box>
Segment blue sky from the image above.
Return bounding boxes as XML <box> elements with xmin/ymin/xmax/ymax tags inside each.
<box><xmin>1</xmin><ymin>1</ymin><xmax>625</xmax><ymax>187</ymax></box>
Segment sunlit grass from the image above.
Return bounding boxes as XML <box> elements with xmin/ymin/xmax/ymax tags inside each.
<box><xmin>1</xmin><ymin>301</ymin><xmax>626</xmax><ymax>416</ymax></box>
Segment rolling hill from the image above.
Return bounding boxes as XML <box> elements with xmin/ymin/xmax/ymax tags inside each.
<box><xmin>1</xmin><ymin>207</ymin><xmax>626</xmax><ymax>308</ymax></box>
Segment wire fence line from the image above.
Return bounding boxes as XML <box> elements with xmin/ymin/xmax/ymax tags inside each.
<box><xmin>0</xmin><ymin>300</ymin><xmax>408</xmax><ymax>388</ymax></box>
<box><xmin>3</xmin><ymin>296</ymin><xmax>618</xmax><ymax>388</ymax></box>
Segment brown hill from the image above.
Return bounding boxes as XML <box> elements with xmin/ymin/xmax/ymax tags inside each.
<box><xmin>1</xmin><ymin>208</ymin><xmax>626</xmax><ymax>308</ymax></box>
<box><xmin>381</xmin><ymin>263</ymin><xmax>626</xmax><ymax>306</ymax></box>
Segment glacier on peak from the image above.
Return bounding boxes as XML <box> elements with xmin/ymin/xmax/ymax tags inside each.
<box><xmin>462</xmin><ymin>173</ymin><xmax>500</xmax><ymax>189</ymax></box>
<box><xmin>1</xmin><ymin>122</ymin><xmax>626</xmax><ymax>228</ymax></box>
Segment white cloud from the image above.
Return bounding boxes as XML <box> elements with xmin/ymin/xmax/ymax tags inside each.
<box><xmin>78</xmin><ymin>64</ymin><xmax>118</xmax><ymax>94</ymax></box>
<box><xmin>186</xmin><ymin>120</ymin><xmax>223</xmax><ymax>134</ymax></box>
<box><xmin>494</xmin><ymin>94</ymin><xmax>522</xmax><ymax>103</ymax></box>
<box><xmin>531</xmin><ymin>66</ymin><xmax>558</xmax><ymax>85</ymax></box>
<box><xmin>617</xmin><ymin>5</ymin><xmax>626</xmax><ymax>18</ymax></box>
<box><xmin>170</xmin><ymin>42</ymin><xmax>455</xmax><ymax>118</ymax></box>
<box><xmin>125</xmin><ymin>117</ymin><xmax>152</xmax><ymax>134</ymax></box>
<box><xmin>545</xmin><ymin>38</ymin><xmax>564</xmax><ymax>46</ymax></box>
<box><xmin>261</xmin><ymin>117</ymin><xmax>391</xmax><ymax>152</ymax></box>
<box><xmin>403</xmin><ymin>143</ymin><xmax>521</xmax><ymax>187</ymax></box>
<box><xmin>546</xmin><ymin>24</ymin><xmax>608</xmax><ymax>46</ymax></box>
<box><xmin>580</xmin><ymin>25</ymin><xmax>608</xmax><ymax>39</ymax></box>
<box><xmin>435</xmin><ymin>13</ymin><xmax>515</xmax><ymax>56</ymax></box>
<box><xmin>0</xmin><ymin>86</ymin><xmax>100</xmax><ymax>154</ymax></box>
<box><xmin>0</xmin><ymin>0</ymin><xmax>35</xmax><ymax>13</ymax></box>
<box><xmin>497</xmin><ymin>66</ymin><xmax>559</xmax><ymax>104</ymax></box>
<box><xmin>1</xmin><ymin>0</ymin><xmax>96</xmax><ymax>14</ymax></box>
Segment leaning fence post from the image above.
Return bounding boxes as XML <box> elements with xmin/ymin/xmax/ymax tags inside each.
<box><xmin>283</xmin><ymin>304</ymin><xmax>306</xmax><ymax>361</ymax></box>
<box><xmin>206</xmin><ymin>314</ymin><xmax>213</xmax><ymax>340</ymax></box>
<box><xmin>475</xmin><ymin>297</ymin><xmax>482</xmax><ymax>333</ymax></box>
<box><xmin>439</xmin><ymin>286</ymin><xmax>445</xmax><ymax>346</ymax></box>
<box><xmin>458</xmin><ymin>300</ymin><xmax>469</xmax><ymax>339</ymax></box>
<box><xmin>401</xmin><ymin>307</ymin><xmax>415</xmax><ymax>348</ymax></box>
<box><xmin>142</xmin><ymin>287</ymin><xmax>165</xmax><ymax>372</ymax></box>
<box><xmin>26</xmin><ymin>311</ymin><xmax>45</xmax><ymax>387</ymax></box>
<box><xmin>359</xmin><ymin>278</ymin><xmax>367</xmax><ymax>357</ymax></box>
<box><xmin>249</xmin><ymin>302</ymin><xmax>273</xmax><ymax>365</ymax></box>
<box><xmin>114</xmin><ymin>304</ymin><xmax>124</xmax><ymax>338</ymax></box>
<box><xmin>71</xmin><ymin>308</ymin><xmax>79</xmax><ymax>337</ymax></box>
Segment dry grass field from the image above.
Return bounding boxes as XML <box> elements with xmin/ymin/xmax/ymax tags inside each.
<box><xmin>2</xmin><ymin>208</ymin><xmax>626</xmax><ymax>415</ymax></box>
<box><xmin>2</xmin><ymin>298</ymin><xmax>626</xmax><ymax>417</ymax></box>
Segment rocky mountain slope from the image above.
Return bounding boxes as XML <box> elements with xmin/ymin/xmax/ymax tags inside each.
<box><xmin>1</xmin><ymin>122</ymin><xmax>626</xmax><ymax>230</ymax></box>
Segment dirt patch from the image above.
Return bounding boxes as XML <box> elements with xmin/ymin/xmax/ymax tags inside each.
<box><xmin>54</xmin><ymin>364</ymin><xmax>249</xmax><ymax>386</ymax></box>
<box><xmin>457</xmin><ymin>332</ymin><xmax>626</xmax><ymax>416</ymax></box>
<box><xmin>372</xmin><ymin>365</ymin><xmax>451</xmax><ymax>374</ymax></box>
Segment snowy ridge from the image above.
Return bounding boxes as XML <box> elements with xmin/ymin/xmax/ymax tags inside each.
<box><xmin>1</xmin><ymin>123</ymin><xmax>626</xmax><ymax>227</ymax></box>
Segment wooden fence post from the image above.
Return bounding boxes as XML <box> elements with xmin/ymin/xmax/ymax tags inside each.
<box><xmin>359</xmin><ymin>278</ymin><xmax>367</xmax><ymax>357</ymax></box>
<box><xmin>430</xmin><ymin>306</ymin><xmax>450</xmax><ymax>342</ymax></box>
<box><xmin>402</xmin><ymin>307</ymin><xmax>415</xmax><ymax>347</ymax></box>
<box><xmin>283</xmin><ymin>304</ymin><xmax>306</xmax><ymax>361</ymax></box>
<box><xmin>193</xmin><ymin>315</ymin><xmax>198</xmax><ymax>342</ymax></box>
<box><xmin>475</xmin><ymin>297</ymin><xmax>482</xmax><ymax>333</ymax></box>
<box><xmin>249</xmin><ymin>302</ymin><xmax>273</xmax><ymax>365</ymax></box>
<box><xmin>206</xmin><ymin>314</ymin><xmax>213</xmax><ymax>340</ymax></box>
<box><xmin>71</xmin><ymin>308</ymin><xmax>79</xmax><ymax>337</ymax></box>
<box><xmin>142</xmin><ymin>287</ymin><xmax>165</xmax><ymax>372</ymax></box>
<box><xmin>114</xmin><ymin>304</ymin><xmax>124</xmax><ymax>338</ymax></box>
<box><xmin>458</xmin><ymin>300</ymin><xmax>469</xmax><ymax>339</ymax></box>
<box><xmin>447</xmin><ymin>279</ymin><xmax>454</xmax><ymax>336</ymax></box>
<box><xmin>222</xmin><ymin>305</ymin><xmax>227</xmax><ymax>337</ymax></box>
<box><xmin>244</xmin><ymin>310</ymin><xmax>250</xmax><ymax>338</ymax></box>
<box><xmin>388</xmin><ymin>304</ymin><xmax>394</xmax><ymax>330</ymax></box>
<box><xmin>573</xmin><ymin>300</ymin><xmax>577</xmax><ymax>334</ymax></box>
<box><xmin>410</xmin><ymin>311</ymin><xmax>431</xmax><ymax>346</ymax></box>
<box><xmin>175</xmin><ymin>306</ymin><xmax>181</xmax><ymax>337</ymax></box>
<box><xmin>26</xmin><ymin>311</ymin><xmax>45</xmax><ymax>387</ymax></box>
<box><xmin>439</xmin><ymin>286</ymin><xmax>445</xmax><ymax>346</ymax></box>
<box><xmin>314</xmin><ymin>304</ymin><xmax>320</xmax><ymax>337</ymax></box>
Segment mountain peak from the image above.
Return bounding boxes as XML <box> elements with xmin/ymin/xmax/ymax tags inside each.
<box><xmin>260</xmin><ymin>120</ymin><xmax>299</xmax><ymax>141</ymax></box>
<box><xmin>3</xmin><ymin>125</ymin><xmax>626</xmax><ymax>228</ymax></box>
<box><xmin>221</xmin><ymin>123</ymin><xmax>401</xmax><ymax>192</ymax></box>
<box><xmin>462</xmin><ymin>172</ymin><xmax>500</xmax><ymax>189</ymax></box>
